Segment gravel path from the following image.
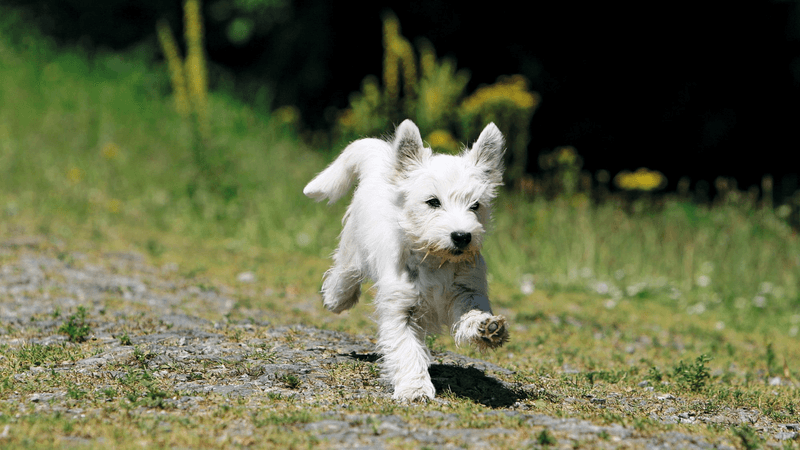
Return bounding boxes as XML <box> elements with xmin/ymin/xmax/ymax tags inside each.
<box><xmin>1</xmin><ymin>236</ymin><xmax>795</xmax><ymax>448</ymax></box>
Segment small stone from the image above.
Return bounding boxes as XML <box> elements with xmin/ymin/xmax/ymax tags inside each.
<box><xmin>775</xmin><ymin>432</ymin><xmax>798</xmax><ymax>441</ymax></box>
<box><xmin>237</xmin><ymin>272</ymin><xmax>255</xmax><ymax>283</ymax></box>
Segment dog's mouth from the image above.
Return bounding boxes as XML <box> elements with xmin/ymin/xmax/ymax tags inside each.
<box><xmin>450</xmin><ymin>249</ymin><xmax>464</xmax><ymax>256</ymax></box>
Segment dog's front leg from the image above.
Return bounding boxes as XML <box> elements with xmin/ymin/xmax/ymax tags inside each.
<box><xmin>375</xmin><ymin>282</ymin><xmax>435</xmax><ymax>401</ymax></box>
<box><xmin>450</xmin><ymin>292</ymin><xmax>509</xmax><ymax>351</ymax></box>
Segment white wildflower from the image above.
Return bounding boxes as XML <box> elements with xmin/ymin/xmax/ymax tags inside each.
<box><xmin>696</xmin><ymin>275</ymin><xmax>711</xmax><ymax>288</ymax></box>
<box><xmin>295</xmin><ymin>232</ymin><xmax>311</xmax><ymax>247</ymax></box>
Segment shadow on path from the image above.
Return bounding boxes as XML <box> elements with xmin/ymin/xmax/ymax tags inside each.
<box><xmin>344</xmin><ymin>352</ymin><xmax>525</xmax><ymax>408</ymax></box>
<box><xmin>429</xmin><ymin>364</ymin><xmax>525</xmax><ymax>408</ymax></box>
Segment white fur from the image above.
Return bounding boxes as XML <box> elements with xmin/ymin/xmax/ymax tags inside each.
<box><xmin>304</xmin><ymin>120</ymin><xmax>510</xmax><ymax>401</ymax></box>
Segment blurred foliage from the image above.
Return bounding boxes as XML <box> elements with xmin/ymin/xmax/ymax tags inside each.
<box><xmin>156</xmin><ymin>0</ymin><xmax>241</xmax><ymax>201</ymax></box>
<box><xmin>2</xmin><ymin>0</ymin><xmax>288</xmax><ymax>48</ymax></box>
<box><xmin>458</xmin><ymin>75</ymin><xmax>539</xmax><ymax>183</ymax></box>
<box><xmin>157</xmin><ymin>0</ymin><xmax>209</xmax><ymax>123</ymax></box>
<box><xmin>334</xmin><ymin>12</ymin><xmax>539</xmax><ymax>186</ymax></box>
<box><xmin>536</xmin><ymin>146</ymin><xmax>585</xmax><ymax>199</ymax></box>
<box><xmin>207</xmin><ymin>0</ymin><xmax>289</xmax><ymax>46</ymax></box>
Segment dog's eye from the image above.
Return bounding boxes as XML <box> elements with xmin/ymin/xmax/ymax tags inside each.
<box><xmin>469</xmin><ymin>202</ymin><xmax>480</xmax><ymax>211</ymax></box>
<box><xmin>426</xmin><ymin>198</ymin><xmax>441</xmax><ymax>208</ymax></box>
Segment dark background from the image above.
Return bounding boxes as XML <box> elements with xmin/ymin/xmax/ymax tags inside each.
<box><xmin>9</xmin><ymin>0</ymin><xmax>800</xmax><ymax>198</ymax></box>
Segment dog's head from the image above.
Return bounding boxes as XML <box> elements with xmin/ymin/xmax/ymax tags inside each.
<box><xmin>393</xmin><ymin>120</ymin><xmax>505</xmax><ymax>264</ymax></box>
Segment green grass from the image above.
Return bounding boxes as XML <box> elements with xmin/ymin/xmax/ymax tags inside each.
<box><xmin>2</xmin><ymin>5</ymin><xmax>800</xmax><ymax>448</ymax></box>
<box><xmin>58</xmin><ymin>306</ymin><xmax>91</xmax><ymax>343</ymax></box>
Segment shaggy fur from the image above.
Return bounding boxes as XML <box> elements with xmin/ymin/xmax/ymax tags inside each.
<box><xmin>304</xmin><ymin>120</ymin><xmax>509</xmax><ymax>401</ymax></box>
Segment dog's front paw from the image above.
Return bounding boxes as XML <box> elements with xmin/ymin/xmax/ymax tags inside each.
<box><xmin>477</xmin><ymin>315</ymin><xmax>509</xmax><ymax>349</ymax></box>
<box><xmin>392</xmin><ymin>381</ymin><xmax>435</xmax><ymax>402</ymax></box>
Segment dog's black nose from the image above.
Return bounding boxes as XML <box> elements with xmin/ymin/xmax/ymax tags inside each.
<box><xmin>451</xmin><ymin>231</ymin><xmax>472</xmax><ymax>249</ymax></box>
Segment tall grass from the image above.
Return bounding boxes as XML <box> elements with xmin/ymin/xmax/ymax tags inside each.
<box><xmin>0</xmin><ymin>7</ymin><xmax>342</xmax><ymax>261</ymax></box>
<box><xmin>487</xmin><ymin>194</ymin><xmax>799</xmax><ymax>322</ymax></box>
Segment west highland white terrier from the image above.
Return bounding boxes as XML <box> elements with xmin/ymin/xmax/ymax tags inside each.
<box><xmin>303</xmin><ymin>119</ymin><xmax>509</xmax><ymax>401</ymax></box>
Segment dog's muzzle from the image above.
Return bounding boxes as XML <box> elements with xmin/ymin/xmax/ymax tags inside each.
<box><xmin>450</xmin><ymin>231</ymin><xmax>472</xmax><ymax>254</ymax></box>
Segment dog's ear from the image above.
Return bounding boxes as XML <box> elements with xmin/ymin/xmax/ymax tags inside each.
<box><xmin>393</xmin><ymin>119</ymin><xmax>430</xmax><ymax>173</ymax></box>
<box><xmin>468</xmin><ymin>122</ymin><xmax>505</xmax><ymax>184</ymax></box>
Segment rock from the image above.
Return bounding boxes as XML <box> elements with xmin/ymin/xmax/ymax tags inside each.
<box><xmin>237</xmin><ymin>272</ymin><xmax>255</xmax><ymax>283</ymax></box>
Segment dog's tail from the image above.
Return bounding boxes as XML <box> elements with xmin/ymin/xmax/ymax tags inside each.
<box><xmin>303</xmin><ymin>138</ymin><xmax>390</xmax><ymax>204</ymax></box>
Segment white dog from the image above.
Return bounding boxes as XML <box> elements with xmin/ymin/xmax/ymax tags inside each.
<box><xmin>304</xmin><ymin>120</ymin><xmax>509</xmax><ymax>401</ymax></box>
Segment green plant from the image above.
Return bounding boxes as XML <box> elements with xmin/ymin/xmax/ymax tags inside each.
<box><xmin>133</xmin><ymin>346</ymin><xmax>153</xmax><ymax>368</ymax></box>
<box><xmin>66</xmin><ymin>383</ymin><xmax>87</xmax><ymax>400</ymax></box>
<box><xmin>280</xmin><ymin>373</ymin><xmax>301</xmax><ymax>389</ymax></box>
<box><xmin>765</xmin><ymin>342</ymin><xmax>779</xmax><ymax>376</ymax></box>
<box><xmin>673</xmin><ymin>354</ymin><xmax>712</xmax><ymax>393</ymax></box>
<box><xmin>536</xmin><ymin>429</ymin><xmax>557</xmax><ymax>447</ymax></box>
<box><xmin>58</xmin><ymin>306</ymin><xmax>91</xmax><ymax>343</ymax></box>
<box><xmin>334</xmin><ymin>13</ymin><xmax>538</xmax><ymax>186</ymax></box>
<box><xmin>732</xmin><ymin>425</ymin><xmax>764</xmax><ymax>450</ymax></box>
<box><xmin>119</xmin><ymin>332</ymin><xmax>133</xmax><ymax>346</ymax></box>
<box><xmin>647</xmin><ymin>366</ymin><xmax>663</xmax><ymax>384</ymax></box>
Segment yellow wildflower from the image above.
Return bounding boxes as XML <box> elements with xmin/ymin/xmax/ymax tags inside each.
<box><xmin>67</xmin><ymin>167</ymin><xmax>83</xmax><ymax>184</ymax></box>
<box><xmin>614</xmin><ymin>168</ymin><xmax>666</xmax><ymax>191</ymax></box>
<box><xmin>156</xmin><ymin>19</ymin><xmax>190</xmax><ymax>116</ymax></box>
<box><xmin>274</xmin><ymin>106</ymin><xmax>299</xmax><ymax>126</ymax></box>
<box><xmin>461</xmin><ymin>75</ymin><xmax>538</xmax><ymax>114</ymax></box>
<box><xmin>184</xmin><ymin>0</ymin><xmax>208</xmax><ymax>121</ymax></box>
<box><xmin>382</xmin><ymin>12</ymin><xmax>416</xmax><ymax>100</ymax></box>
<box><xmin>556</xmin><ymin>146</ymin><xmax>578</xmax><ymax>165</ymax></box>
<box><xmin>426</xmin><ymin>129</ymin><xmax>458</xmax><ymax>154</ymax></box>
<box><xmin>101</xmin><ymin>142</ymin><xmax>120</xmax><ymax>160</ymax></box>
<box><xmin>107</xmin><ymin>199</ymin><xmax>122</xmax><ymax>214</ymax></box>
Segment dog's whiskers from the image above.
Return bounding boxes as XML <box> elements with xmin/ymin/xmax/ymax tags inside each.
<box><xmin>420</xmin><ymin>250</ymin><xmax>431</xmax><ymax>264</ymax></box>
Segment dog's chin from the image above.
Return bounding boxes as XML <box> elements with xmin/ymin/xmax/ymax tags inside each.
<box><xmin>424</xmin><ymin>247</ymin><xmax>479</xmax><ymax>264</ymax></box>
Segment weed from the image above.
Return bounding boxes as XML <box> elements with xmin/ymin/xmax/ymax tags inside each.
<box><xmin>765</xmin><ymin>342</ymin><xmax>779</xmax><ymax>376</ymax></box>
<box><xmin>585</xmin><ymin>370</ymin><xmax>625</xmax><ymax>386</ymax></box>
<box><xmin>58</xmin><ymin>306</ymin><xmax>91</xmax><ymax>343</ymax></box>
<box><xmin>133</xmin><ymin>346</ymin><xmax>153</xmax><ymax>368</ymax></box>
<box><xmin>66</xmin><ymin>383</ymin><xmax>87</xmax><ymax>400</ymax></box>
<box><xmin>119</xmin><ymin>332</ymin><xmax>133</xmax><ymax>346</ymax></box>
<box><xmin>733</xmin><ymin>425</ymin><xmax>764</xmax><ymax>450</ymax></box>
<box><xmin>140</xmin><ymin>386</ymin><xmax>169</xmax><ymax>409</ymax></box>
<box><xmin>252</xmin><ymin>410</ymin><xmax>313</xmax><ymax>427</ymax></box>
<box><xmin>16</xmin><ymin>344</ymin><xmax>50</xmax><ymax>368</ymax></box>
<box><xmin>280</xmin><ymin>373</ymin><xmax>301</xmax><ymax>389</ymax></box>
<box><xmin>536</xmin><ymin>429</ymin><xmax>557</xmax><ymax>447</ymax></box>
<box><xmin>647</xmin><ymin>366</ymin><xmax>663</xmax><ymax>384</ymax></box>
<box><xmin>102</xmin><ymin>388</ymin><xmax>117</xmax><ymax>399</ymax></box>
<box><xmin>145</xmin><ymin>238</ymin><xmax>165</xmax><ymax>257</ymax></box>
<box><xmin>673</xmin><ymin>354</ymin><xmax>711</xmax><ymax>392</ymax></box>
